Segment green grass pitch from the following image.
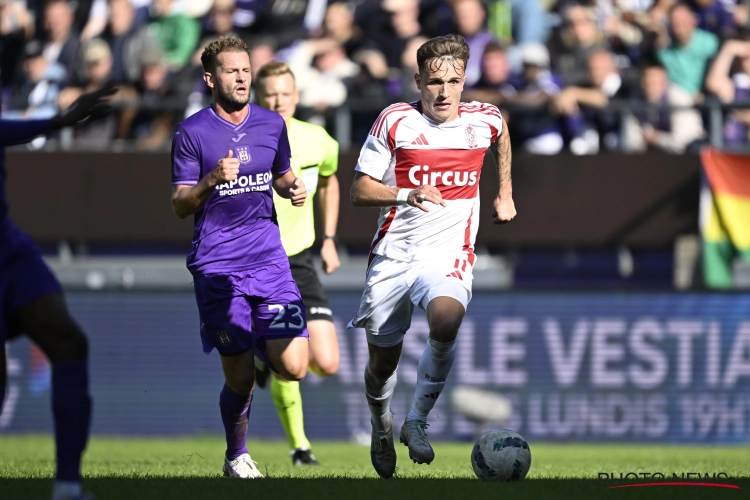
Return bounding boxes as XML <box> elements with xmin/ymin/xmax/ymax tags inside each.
<box><xmin>1</xmin><ymin>435</ymin><xmax>748</xmax><ymax>499</ymax></box>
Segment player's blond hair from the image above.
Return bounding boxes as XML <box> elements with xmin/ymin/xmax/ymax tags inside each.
<box><xmin>255</xmin><ymin>61</ymin><xmax>296</xmax><ymax>82</ymax></box>
<box><xmin>201</xmin><ymin>35</ymin><xmax>251</xmax><ymax>74</ymax></box>
<box><xmin>416</xmin><ymin>34</ymin><xmax>470</xmax><ymax>75</ymax></box>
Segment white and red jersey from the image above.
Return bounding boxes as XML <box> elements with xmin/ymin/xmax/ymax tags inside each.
<box><xmin>355</xmin><ymin>100</ymin><xmax>502</xmax><ymax>266</ymax></box>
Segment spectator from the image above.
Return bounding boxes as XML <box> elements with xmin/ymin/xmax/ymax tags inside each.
<box><xmin>553</xmin><ymin>50</ymin><xmax>631</xmax><ymax>154</ymax></box>
<box><xmin>201</xmin><ymin>0</ymin><xmax>238</xmax><ymax>39</ymax></box>
<box><xmin>147</xmin><ymin>0</ymin><xmax>200</xmax><ymax>71</ymax></box>
<box><xmin>0</xmin><ymin>0</ymin><xmax>34</xmax><ymax>87</ymax></box>
<box><xmin>552</xmin><ymin>4</ymin><xmax>610</xmax><ymax>86</ymax></box>
<box><xmin>452</xmin><ymin>0</ymin><xmax>497</xmax><ymax>87</ymax></box>
<box><xmin>56</xmin><ymin>38</ymin><xmax>135</xmax><ymax>147</ymax></box>
<box><xmin>286</xmin><ymin>38</ymin><xmax>359</xmax><ymax>126</ymax></box>
<box><xmin>368</xmin><ymin>0</ymin><xmax>422</xmax><ymax>71</ymax></box>
<box><xmin>656</xmin><ymin>3</ymin><xmax>719</xmax><ymax>96</ymax></box>
<box><xmin>503</xmin><ymin>43</ymin><xmax>565</xmax><ymax>154</ymax></box>
<box><xmin>4</xmin><ymin>38</ymin><xmax>64</xmax><ymax>119</ymax></box>
<box><xmin>101</xmin><ymin>0</ymin><xmax>161</xmax><ymax>84</ymax></box>
<box><xmin>687</xmin><ymin>0</ymin><xmax>737</xmax><ymax>39</ymax></box>
<box><xmin>509</xmin><ymin>0</ymin><xmax>550</xmax><ymax>46</ymax></box>
<box><xmin>705</xmin><ymin>38</ymin><xmax>750</xmax><ymax>146</ymax></box>
<box><xmin>122</xmin><ymin>48</ymin><xmax>178</xmax><ymax>150</ymax></box>
<box><xmin>395</xmin><ymin>34</ymin><xmax>428</xmax><ymax>102</ymax></box>
<box><xmin>322</xmin><ymin>1</ymin><xmax>388</xmax><ymax>99</ymax></box>
<box><xmin>41</xmin><ymin>0</ymin><xmax>81</xmax><ymax>84</ymax></box>
<box><xmin>462</xmin><ymin>42</ymin><xmax>512</xmax><ymax>107</ymax></box>
<box><xmin>622</xmin><ymin>60</ymin><xmax>704</xmax><ymax>153</ymax></box>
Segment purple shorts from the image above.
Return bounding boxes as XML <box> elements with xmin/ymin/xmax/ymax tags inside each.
<box><xmin>1</xmin><ymin>223</ymin><xmax>62</xmax><ymax>343</ymax></box>
<box><xmin>193</xmin><ymin>263</ymin><xmax>309</xmax><ymax>369</ymax></box>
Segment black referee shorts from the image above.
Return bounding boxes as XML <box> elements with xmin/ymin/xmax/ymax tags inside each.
<box><xmin>289</xmin><ymin>249</ymin><xmax>333</xmax><ymax>322</ymax></box>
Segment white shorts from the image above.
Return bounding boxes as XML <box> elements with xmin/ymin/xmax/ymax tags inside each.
<box><xmin>347</xmin><ymin>255</ymin><xmax>473</xmax><ymax>347</ymax></box>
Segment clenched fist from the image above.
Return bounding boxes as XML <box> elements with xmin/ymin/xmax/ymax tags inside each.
<box><xmin>289</xmin><ymin>177</ymin><xmax>307</xmax><ymax>207</ymax></box>
<box><xmin>210</xmin><ymin>150</ymin><xmax>240</xmax><ymax>185</ymax></box>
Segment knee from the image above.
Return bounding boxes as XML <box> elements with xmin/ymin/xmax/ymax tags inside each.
<box><xmin>310</xmin><ymin>355</ymin><xmax>339</xmax><ymax>378</ymax></box>
<box><xmin>277</xmin><ymin>360</ymin><xmax>308</xmax><ymax>382</ymax></box>
<box><xmin>225</xmin><ymin>371</ymin><xmax>255</xmax><ymax>395</ymax></box>
<box><xmin>48</xmin><ymin>326</ymin><xmax>88</xmax><ymax>363</ymax></box>
<box><xmin>428</xmin><ymin>314</ymin><xmax>462</xmax><ymax>343</ymax></box>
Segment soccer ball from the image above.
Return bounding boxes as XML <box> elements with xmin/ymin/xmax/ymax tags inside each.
<box><xmin>471</xmin><ymin>429</ymin><xmax>531</xmax><ymax>481</ymax></box>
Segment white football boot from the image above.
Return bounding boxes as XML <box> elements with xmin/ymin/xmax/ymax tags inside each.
<box><xmin>223</xmin><ymin>453</ymin><xmax>263</xmax><ymax>478</ymax></box>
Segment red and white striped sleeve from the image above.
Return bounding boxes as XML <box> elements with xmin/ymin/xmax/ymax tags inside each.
<box><xmin>355</xmin><ymin>103</ymin><xmax>411</xmax><ymax>180</ymax></box>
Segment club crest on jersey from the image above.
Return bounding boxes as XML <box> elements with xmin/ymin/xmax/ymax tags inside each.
<box><xmin>465</xmin><ymin>125</ymin><xmax>478</xmax><ymax>148</ymax></box>
<box><xmin>235</xmin><ymin>146</ymin><xmax>252</xmax><ymax>164</ymax></box>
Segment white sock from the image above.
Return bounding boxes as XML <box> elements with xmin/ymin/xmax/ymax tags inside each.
<box><xmin>407</xmin><ymin>338</ymin><xmax>457</xmax><ymax>423</ymax></box>
<box><xmin>364</xmin><ymin>362</ymin><xmax>397</xmax><ymax>433</ymax></box>
<box><xmin>52</xmin><ymin>481</ymin><xmax>81</xmax><ymax>500</ymax></box>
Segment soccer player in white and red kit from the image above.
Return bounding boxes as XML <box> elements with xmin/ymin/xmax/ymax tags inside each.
<box><xmin>348</xmin><ymin>34</ymin><xmax>516</xmax><ymax>478</ymax></box>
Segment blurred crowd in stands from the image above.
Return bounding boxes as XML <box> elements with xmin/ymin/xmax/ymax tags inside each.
<box><xmin>2</xmin><ymin>0</ymin><xmax>750</xmax><ymax>153</ymax></box>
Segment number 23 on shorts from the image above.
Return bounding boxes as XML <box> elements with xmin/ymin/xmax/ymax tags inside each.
<box><xmin>268</xmin><ymin>303</ymin><xmax>306</xmax><ymax>330</ymax></box>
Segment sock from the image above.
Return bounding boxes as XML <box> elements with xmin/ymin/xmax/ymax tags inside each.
<box><xmin>407</xmin><ymin>338</ymin><xmax>457</xmax><ymax>423</ymax></box>
<box><xmin>219</xmin><ymin>384</ymin><xmax>253</xmax><ymax>460</ymax></box>
<box><xmin>271</xmin><ymin>377</ymin><xmax>311</xmax><ymax>451</ymax></box>
<box><xmin>364</xmin><ymin>362</ymin><xmax>397</xmax><ymax>433</ymax></box>
<box><xmin>52</xmin><ymin>360</ymin><xmax>91</xmax><ymax>482</ymax></box>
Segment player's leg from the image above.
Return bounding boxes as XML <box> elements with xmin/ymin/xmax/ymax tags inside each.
<box><xmin>350</xmin><ymin>256</ymin><xmax>413</xmax><ymax>479</ymax></box>
<box><xmin>270</xmin><ymin>250</ymin><xmax>339</xmax><ymax>465</ymax></box>
<box><xmin>13</xmin><ymin>293</ymin><xmax>91</xmax><ymax>499</ymax></box>
<box><xmin>400</xmin><ymin>262</ymin><xmax>471</xmax><ymax>465</ymax></box>
<box><xmin>194</xmin><ymin>274</ymin><xmax>262</xmax><ymax>479</ymax></box>
<box><xmin>218</xmin><ymin>349</ymin><xmax>262</xmax><ymax>478</ymax></box>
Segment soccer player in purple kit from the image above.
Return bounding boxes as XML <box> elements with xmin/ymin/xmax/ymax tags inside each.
<box><xmin>0</xmin><ymin>85</ymin><xmax>115</xmax><ymax>500</ymax></box>
<box><xmin>171</xmin><ymin>35</ymin><xmax>310</xmax><ymax>479</ymax></box>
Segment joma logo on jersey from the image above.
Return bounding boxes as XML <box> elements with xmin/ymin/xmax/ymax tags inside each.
<box><xmin>235</xmin><ymin>146</ymin><xmax>252</xmax><ymax>164</ymax></box>
<box><xmin>408</xmin><ymin>165</ymin><xmax>478</xmax><ymax>187</ymax></box>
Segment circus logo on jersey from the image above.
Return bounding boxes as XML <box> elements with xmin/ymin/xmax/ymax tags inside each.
<box><xmin>464</xmin><ymin>125</ymin><xmax>478</xmax><ymax>148</ymax></box>
<box><xmin>394</xmin><ymin>147</ymin><xmax>486</xmax><ymax>200</ymax></box>
<box><xmin>235</xmin><ymin>146</ymin><xmax>252</xmax><ymax>164</ymax></box>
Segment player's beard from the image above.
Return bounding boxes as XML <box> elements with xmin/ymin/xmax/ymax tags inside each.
<box><xmin>216</xmin><ymin>83</ymin><xmax>250</xmax><ymax>112</ymax></box>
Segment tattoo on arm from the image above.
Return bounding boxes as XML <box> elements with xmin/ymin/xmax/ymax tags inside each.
<box><xmin>496</xmin><ymin>123</ymin><xmax>512</xmax><ymax>195</ymax></box>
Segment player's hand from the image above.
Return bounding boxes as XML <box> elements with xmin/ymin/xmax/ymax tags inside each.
<box><xmin>290</xmin><ymin>177</ymin><xmax>306</xmax><ymax>207</ymax></box>
<box><xmin>492</xmin><ymin>196</ymin><xmax>516</xmax><ymax>224</ymax></box>
<box><xmin>50</xmin><ymin>82</ymin><xmax>117</xmax><ymax>129</ymax></box>
<box><xmin>321</xmin><ymin>238</ymin><xmax>340</xmax><ymax>274</ymax></box>
<box><xmin>408</xmin><ymin>185</ymin><xmax>445</xmax><ymax>212</ymax></box>
<box><xmin>211</xmin><ymin>150</ymin><xmax>240</xmax><ymax>185</ymax></box>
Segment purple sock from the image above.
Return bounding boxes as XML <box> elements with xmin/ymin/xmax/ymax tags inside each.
<box><xmin>220</xmin><ymin>384</ymin><xmax>253</xmax><ymax>460</ymax></box>
<box><xmin>52</xmin><ymin>360</ymin><xmax>91</xmax><ymax>482</ymax></box>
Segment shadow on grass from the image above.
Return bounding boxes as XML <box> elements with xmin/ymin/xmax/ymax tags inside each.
<box><xmin>0</xmin><ymin>477</ymin><xmax>746</xmax><ymax>500</ymax></box>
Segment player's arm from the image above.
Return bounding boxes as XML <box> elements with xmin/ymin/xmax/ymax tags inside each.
<box><xmin>0</xmin><ymin>84</ymin><xmax>115</xmax><ymax>147</ymax></box>
<box><xmin>272</xmin><ymin>169</ymin><xmax>306</xmax><ymax>207</ymax></box>
<box><xmin>491</xmin><ymin>118</ymin><xmax>516</xmax><ymax>224</ymax></box>
<box><xmin>317</xmin><ymin>173</ymin><xmax>340</xmax><ymax>274</ymax></box>
<box><xmin>351</xmin><ymin>173</ymin><xmax>445</xmax><ymax>212</ymax></box>
<box><xmin>171</xmin><ymin>149</ymin><xmax>239</xmax><ymax>219</ymax></box>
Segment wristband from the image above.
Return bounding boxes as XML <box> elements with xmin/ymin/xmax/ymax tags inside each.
<box><xmin>396</xmin><ymin>188</ymin><xmax>411</xmax><ymax>205</ymax></box>
<box><xmin>324</xmin><ymin>235</ymin><xmax>338</xmax><ymax>243</ymax></box>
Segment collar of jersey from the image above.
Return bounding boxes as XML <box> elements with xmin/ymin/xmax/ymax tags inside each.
<box><xmin>208</xmin><ymin>103</ymin><xmax>253</xmax><ymax>130</ymax></box>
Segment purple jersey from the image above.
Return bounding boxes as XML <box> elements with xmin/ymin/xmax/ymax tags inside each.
<box><xmin>171</xmin><ymin>104</ymin><xmax>292</xmax><ymax>275</ymax></box>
